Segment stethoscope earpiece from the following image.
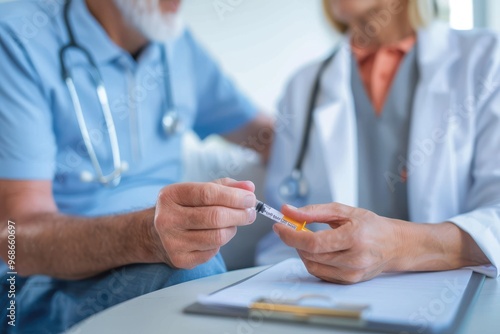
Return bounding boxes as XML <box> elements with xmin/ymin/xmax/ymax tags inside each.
<box><xmin>80</xmin><ymin>170</ymin><xmax>94</xmax><ymax>183</ymax></box>
<box><xmin>80</xmin><ymin>161</ymin><xmax>129</xmax><ymax>184</ymax></box>
<box><xmin>120</xmin><ymin>161</ymin><xmax>129</xmax><ymax>173</ymax></box>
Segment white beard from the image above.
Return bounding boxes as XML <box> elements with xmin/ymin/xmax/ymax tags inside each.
<box><xmin>113</xmin><ymin>0</ymin><xmax>184</xmax><ymax>42</ymax></box>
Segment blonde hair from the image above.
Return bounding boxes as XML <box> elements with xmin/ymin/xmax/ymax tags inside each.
<box><xmin>323</xmin><ymin>0</ymin><xmax>435</xmax><ymax>34</ymax></box>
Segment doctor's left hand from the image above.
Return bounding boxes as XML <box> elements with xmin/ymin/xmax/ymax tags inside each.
<box><xmin>273</xmin><ymin>203</ymin><xmax>404</xmax><ymax>284</ymax></box>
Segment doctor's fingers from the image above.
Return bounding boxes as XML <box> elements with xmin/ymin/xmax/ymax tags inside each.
<box><xmin>298</xmin><ymin>248</ymin><xmax>377</xmax><ymax>273</ymax></box>
<box><xmin>281</xmin><ymin>202</ymin><xmax>359</xmax><ymax>225</ymax></box>
<box><xmin>159</xmin><ymin>182</ymin><xmax>256</xmax><ymax>210</ymax></box>
<box><xmin>298</xmin><ymin>255</ymin><xmax>379</xmax><ymax>284</ymax></box>
<box><xmin>274</xmin><ymin>224</ymin><xmax>354</xmax><ymax>254</ymax></box>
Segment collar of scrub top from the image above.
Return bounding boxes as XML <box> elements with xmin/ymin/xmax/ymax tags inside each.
<box><xmin>68</xmin><ymin>0</ymin><xmax>177</xmax><ymax>122</ymax></box>
<box><xmin>67</xmin><ymin>0</ymin><xmax>124</xmax><ymax>64</ymax></box>
<box><xmin>61</xmin><ymin>0</ymin><xmax>179</xmax><ymax>187</ymax></box>
<box><xmin>70</xmin><ymin>0</ymin><xmax>177</xmax><ymax>114</ymax></box>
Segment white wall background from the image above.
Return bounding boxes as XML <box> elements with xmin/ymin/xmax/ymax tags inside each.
<box><xmin>181</xmin><ymin>0</ymin><xmax>499</xmax><ymax>111</ymax></box>
<box><xmin>486</xmin><ymin>0</ymin><xmax>500</xmax><ymax>30</ymax></box>
<box><xmin>0</xmin><ymin>0</ymin><xmax>496</xmax><ymax>109</ymax></box>
<box><xmin>180</xmin><ymin>0</ymin><xmax>336</xmax><ymax>112</ymax></box>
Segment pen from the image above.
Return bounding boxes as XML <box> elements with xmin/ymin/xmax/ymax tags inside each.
<box><xmin>255</xmin><ymin>200</ymin><xmax>311</xmax><ymax>232</ymax></box>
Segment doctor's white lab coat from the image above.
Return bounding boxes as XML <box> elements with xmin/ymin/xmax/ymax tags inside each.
<box><xmin>263</xmin><ymin>23</ymin><xmax>500</xmax><ymax>277</ymax></box>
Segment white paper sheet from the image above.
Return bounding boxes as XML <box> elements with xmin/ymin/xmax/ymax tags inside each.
<box><xmin>199</xmin><ymin>258</ymin><xmax>473</xmax><ymax>329</ymax></box>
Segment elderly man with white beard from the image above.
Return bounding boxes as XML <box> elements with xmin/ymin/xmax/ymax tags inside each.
<box><xmin>0</xmin><ymin>0</ymin><xmax>272</xmax><ymax>332</ymax></box>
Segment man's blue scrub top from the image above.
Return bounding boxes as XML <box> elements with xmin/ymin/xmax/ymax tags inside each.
<box><xmin>0</xmin><ymin>0</ymin><xmax>257</xmax><ymax>216</ymax></box>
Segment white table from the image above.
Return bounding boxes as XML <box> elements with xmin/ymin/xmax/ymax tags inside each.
<box><xmin>68</xmin><ymin>266</ymin><xmax>500</xmax><ymax>334</ymax></box>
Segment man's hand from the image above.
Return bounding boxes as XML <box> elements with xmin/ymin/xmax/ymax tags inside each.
<box><xmin>150</xmin><ymin>178</ymin><xmax>257</xmax><ymax>269</ymax></box>
<box><xmin>0</xmin><ymin>178</ymin><xmax>255</xmax><ymax>279</ymax></box>
<box><xmin>274</xmin><ymin>203</ymin><xmax>489</xmax><ymax>284</ymax></box>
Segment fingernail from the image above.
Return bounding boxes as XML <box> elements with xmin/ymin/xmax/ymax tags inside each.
<box><xmin>244</xmin><ymin>194</ymin><xmax>256</xmax><ymax>208</ymax></box>
<box><xmin>247</xmin><ymin>208</ymin><xmax>256</xmax><ymax>223</ymax></box>
<box><xmin>284</xmin><ymin>204</ymin><xmax>297</xmax><ymax>210</ymax></box>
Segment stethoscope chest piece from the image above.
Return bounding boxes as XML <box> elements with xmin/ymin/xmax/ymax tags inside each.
<box><xmin>279</xmin><ymin>169</ymin><xmax>309</xmax><ymax>204</ymax></box>
<box><xmin>162</xmin><ymin>109</ymin><xmax>182</xmax><ymax>136</ymax></box>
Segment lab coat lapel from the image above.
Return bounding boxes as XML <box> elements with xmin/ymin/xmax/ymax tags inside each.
<box><xmin>313</xmin><ymin>42</ymin><xmax>358</xmax><ymax>207</ymax></box>
<box><xmin>310</xmin><ymin>24</ymin><xmax>459</xmax><ymax>217</ymax></box>
<box><xmin>408</xmin><ymin>23</ymin><xmax>461</xmax><ymax>222</ymax></box>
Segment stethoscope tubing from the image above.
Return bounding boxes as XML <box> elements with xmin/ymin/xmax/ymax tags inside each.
<box><xmin>59</xmin><ymin>0</ymin><xmax>178</xmax><ymax>186</ymax></box>
<box><xmin>279</xmin><ymin>47</ymin><xmax>338</xmax><ymax>203</ymax></box>
<box><xmin>61</xmin><ymin>0</ymin><xmax>124</xmax><ymax>186</ymax></box>
<box><xmin>293</xmin><ymin>49</ymin><xmax>338</xmax><ymax>173</ymax></box>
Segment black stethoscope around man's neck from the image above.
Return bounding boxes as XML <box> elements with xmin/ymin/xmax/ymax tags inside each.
<box><xmin>59</xmin><ymin>0</ymin><xmax>181</xmax><ymax>187</ymax></box>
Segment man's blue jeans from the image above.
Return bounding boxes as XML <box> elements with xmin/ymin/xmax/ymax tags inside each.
<box><xmin>1</xmin><ymin>254</ymin><xmax>226</xmax><ymax>333</ymax></box>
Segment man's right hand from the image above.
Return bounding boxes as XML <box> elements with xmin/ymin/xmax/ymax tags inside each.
<box><xmin>0</xmin><ymin>178</ymin><xmax>256</xmax><ymax>279</ymax></box>
<box><xmin>150</xmin><ymin>178</ymin><xmax>257</xmax><ymax>269</ymax></box>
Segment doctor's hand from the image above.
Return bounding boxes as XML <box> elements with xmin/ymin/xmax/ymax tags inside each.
<box><xmin>273</xmin><ymin>203</ymin><xmax>404</xmax><ymax>284</ymax></box>
<box><xmin>148</xmin><ymin>178</ymin><xmax>256</xmax><ymax>269</ymax></box>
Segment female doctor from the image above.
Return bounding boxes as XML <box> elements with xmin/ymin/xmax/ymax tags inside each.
<box><xmin>258</xmin><ymin>0</ymin><xmax>500</xmax><ymax>283</ymax></box>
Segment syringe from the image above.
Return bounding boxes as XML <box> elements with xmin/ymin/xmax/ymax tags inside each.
<box><xmin>255</xmin><ymin>200</ymin><xmax>310</xmax><ymax>232</ymax></box>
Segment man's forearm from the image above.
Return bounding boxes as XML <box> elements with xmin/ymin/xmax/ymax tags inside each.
<box><xmin>0</xmin><ymin>208</ymin><xmax>157</xmax><ymax>280</ymax></box>
<box><xmin>392</xmin><ymin>221</ymin><xmax>490</xmax><ymax>272</ymax></box>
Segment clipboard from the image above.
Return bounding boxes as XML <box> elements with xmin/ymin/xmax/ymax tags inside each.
<box><xmin>184</xmin><ymin>259</ymin><xmax>485</xmax><ymax>334</ymax></box>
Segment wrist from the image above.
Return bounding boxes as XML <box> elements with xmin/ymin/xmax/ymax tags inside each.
<box><xmin>134</xmin><ymin>207</ymin><xmax>162</xmax><ymax>264</ymax></box>
<box><xmin>386</xmin><ymin>218</ymin><xmax>415</xmax><ymax>272</ymax></box>
<box><xmin>386</xmin><ymin>221</ymin><xmax>484</xmax><ymax>272</ymax></box>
